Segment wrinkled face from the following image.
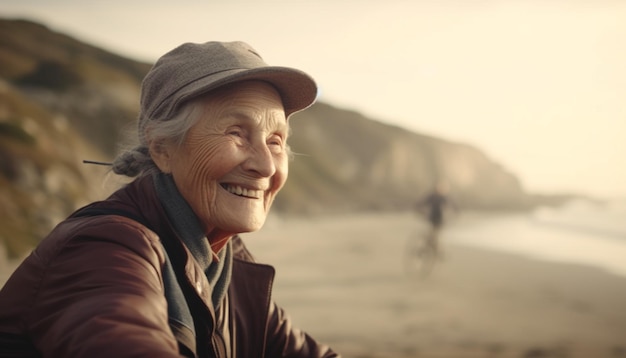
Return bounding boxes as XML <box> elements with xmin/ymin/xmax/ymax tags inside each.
<box><xmin>156</xmin><ymin>81</ymin><xmax>288</xmax><ymax>234</ymax></box>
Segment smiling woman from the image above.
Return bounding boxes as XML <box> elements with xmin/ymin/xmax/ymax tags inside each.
<box><xmin>0</xmin><ymin>41</ymin><xmax>339</xmax><ymax>357</ymax></box>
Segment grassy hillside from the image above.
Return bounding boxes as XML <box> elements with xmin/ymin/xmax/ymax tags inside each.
<box><xmin>0</xmin><ymin>18</ymin><xmax>150</xmax><ymax>154</ymax></box>
<box><xmin>0</xmin><ymin>82</ymin><xmax>112</xmax><ymax>257</ymax></box>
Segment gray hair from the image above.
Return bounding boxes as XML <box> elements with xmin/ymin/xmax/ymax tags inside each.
<box><xmin>112</xmin><ymin>100</ymin><xmax>204</xmax><ymax>177</ymax></box>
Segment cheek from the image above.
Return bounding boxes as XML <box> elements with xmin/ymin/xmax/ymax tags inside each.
<box><xmin>186</xmin><ymin>139</ymin><xmax>233</xmax><ymax>179</ymax></box>
<box><xmin>271</xmin><ymin>155</ymin><xmax>289</xmax><ymax>192</ymax></box>
<box><xmin>174</xmin><ymin>140</ymin><xmax>235</xmax><ymax>200</ymax></box>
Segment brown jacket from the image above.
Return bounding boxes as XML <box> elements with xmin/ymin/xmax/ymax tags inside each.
<box><xmin>0</xmin><ymin>176</ymin><xmax>338</xmax><ymax>357</ymax></box>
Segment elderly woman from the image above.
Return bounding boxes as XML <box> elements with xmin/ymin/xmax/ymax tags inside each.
<box><xmin>0</xmin><ymin>41</ymin><xmax>339</xmax><ymax>357</ymax></box>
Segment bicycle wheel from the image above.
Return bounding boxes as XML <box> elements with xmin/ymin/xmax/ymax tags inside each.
<box><xmin>404</xmin><ymin>229</ymin><xmax>437</xmax><ymax>278</ymax></box>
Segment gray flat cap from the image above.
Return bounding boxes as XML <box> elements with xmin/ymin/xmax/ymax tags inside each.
<box><xmin>139</xmin><ymin>41</ymin><xmax>318</xmax><ymax>127</ymax></box>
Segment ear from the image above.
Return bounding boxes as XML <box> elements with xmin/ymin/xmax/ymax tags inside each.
<box><xmin>149</xmin><ymin>140</ymin><xmax>173</xmax><ymax>173</ymax></box>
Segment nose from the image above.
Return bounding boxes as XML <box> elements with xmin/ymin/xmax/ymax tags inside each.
<box><xmin>243</xmin><ymin>142</ymin><xmax>276</xmax><ymax>177</ymax></box>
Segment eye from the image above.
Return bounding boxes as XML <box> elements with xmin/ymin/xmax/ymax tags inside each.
<box><xmin>226</xmin><ymin>126</ymin><xmax>243</xmax><ymax>137</ymax></box>
<box><xmin>267</xmin><ymin>134</ymin><xmax>284</xmax><ymax>151</ymax></box>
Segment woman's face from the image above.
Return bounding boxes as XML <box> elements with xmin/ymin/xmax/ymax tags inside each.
<box><xmin>157</xmin><ymin>81</ymin><xmax>289</xmax><ymax>235</ymax></box>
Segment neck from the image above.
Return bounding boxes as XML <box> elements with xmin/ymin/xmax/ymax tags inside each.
<box><xmin>206</xmin><ymin>231</ymin><xmax>233</xmax><ymax>256</ymax></box>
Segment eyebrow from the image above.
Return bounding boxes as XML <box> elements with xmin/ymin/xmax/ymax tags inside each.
<box><xmin>225</xmin><ymin>109</ymin><xmax>288</xmax><ymax>132</ymax></box>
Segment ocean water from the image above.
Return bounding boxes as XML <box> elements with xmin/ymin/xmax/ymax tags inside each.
<box><xmin>446</xmin><ymin>198</ymin><xmax>626</xmax><ymax>278</ymax></box>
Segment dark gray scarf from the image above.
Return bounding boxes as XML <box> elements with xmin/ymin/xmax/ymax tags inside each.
<box><xmin>153</xmin><ymin>172</ymin><xmax>233</xmax><ymax>331</ymax></box>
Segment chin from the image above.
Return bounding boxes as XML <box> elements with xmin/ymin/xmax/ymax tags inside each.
<box><xmin>241</xmin><ymin>219</ymin><xmax>265</xmax><ymax>233</ymax></box>
<box><xmin>224</xmin><ymin>216</ymin><xmax>266</xmax><ymax>234</ymax></box>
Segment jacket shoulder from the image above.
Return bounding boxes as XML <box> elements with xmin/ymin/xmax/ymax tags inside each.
<box><xmin>38</xmin><ymin>214</ymin><xmax>164</xmax><ymax>264</ymax></box>
<box><xmin>231</xmin><ymin>235</ymin><xmax>257</xmax><ymax>262</ymax></box>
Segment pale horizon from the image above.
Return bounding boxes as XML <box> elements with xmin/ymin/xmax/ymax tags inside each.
<box><xmin>2</xmin><ymin>0</ymin><xmax>625</xmax><ymax>199</ymax></box>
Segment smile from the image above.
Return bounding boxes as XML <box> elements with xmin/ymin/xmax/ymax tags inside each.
<box><xmin>221</xmin><ymin>184</ymin><xmax>263</xmax><ymax>199</ymax></box>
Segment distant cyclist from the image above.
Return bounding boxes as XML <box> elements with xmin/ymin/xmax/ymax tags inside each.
<box><xmin>415</xmin><ymin>182</ymin><xmax>457</xmax><ymax>258</ymax></box>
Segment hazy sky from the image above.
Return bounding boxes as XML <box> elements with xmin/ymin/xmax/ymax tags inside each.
<box><xmin>2</xmin><ymin>0</ymin><xmax>625</xmax><ymax>199</ymax></box>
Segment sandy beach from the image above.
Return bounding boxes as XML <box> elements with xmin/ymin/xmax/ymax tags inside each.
<box><xmin>2</xmin><ymin>211</ymin><xmax>625</xmax><ymax>358</ymax></box>
<box><xmin>242</xmin><ymin>212</ymin><xmax>626</xmax><ymax>358</ymax></box>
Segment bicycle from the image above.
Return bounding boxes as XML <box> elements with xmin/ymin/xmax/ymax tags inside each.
<box><xmin>404</xmin><ymin>225</ymin><xmax>441</xmax><ymax>278</ymax></box>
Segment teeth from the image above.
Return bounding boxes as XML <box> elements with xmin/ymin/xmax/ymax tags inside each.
<box><xmin>225</xmin><ymin>185</ymin><xmax>262</xmax><ymax>199</ymax></box>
